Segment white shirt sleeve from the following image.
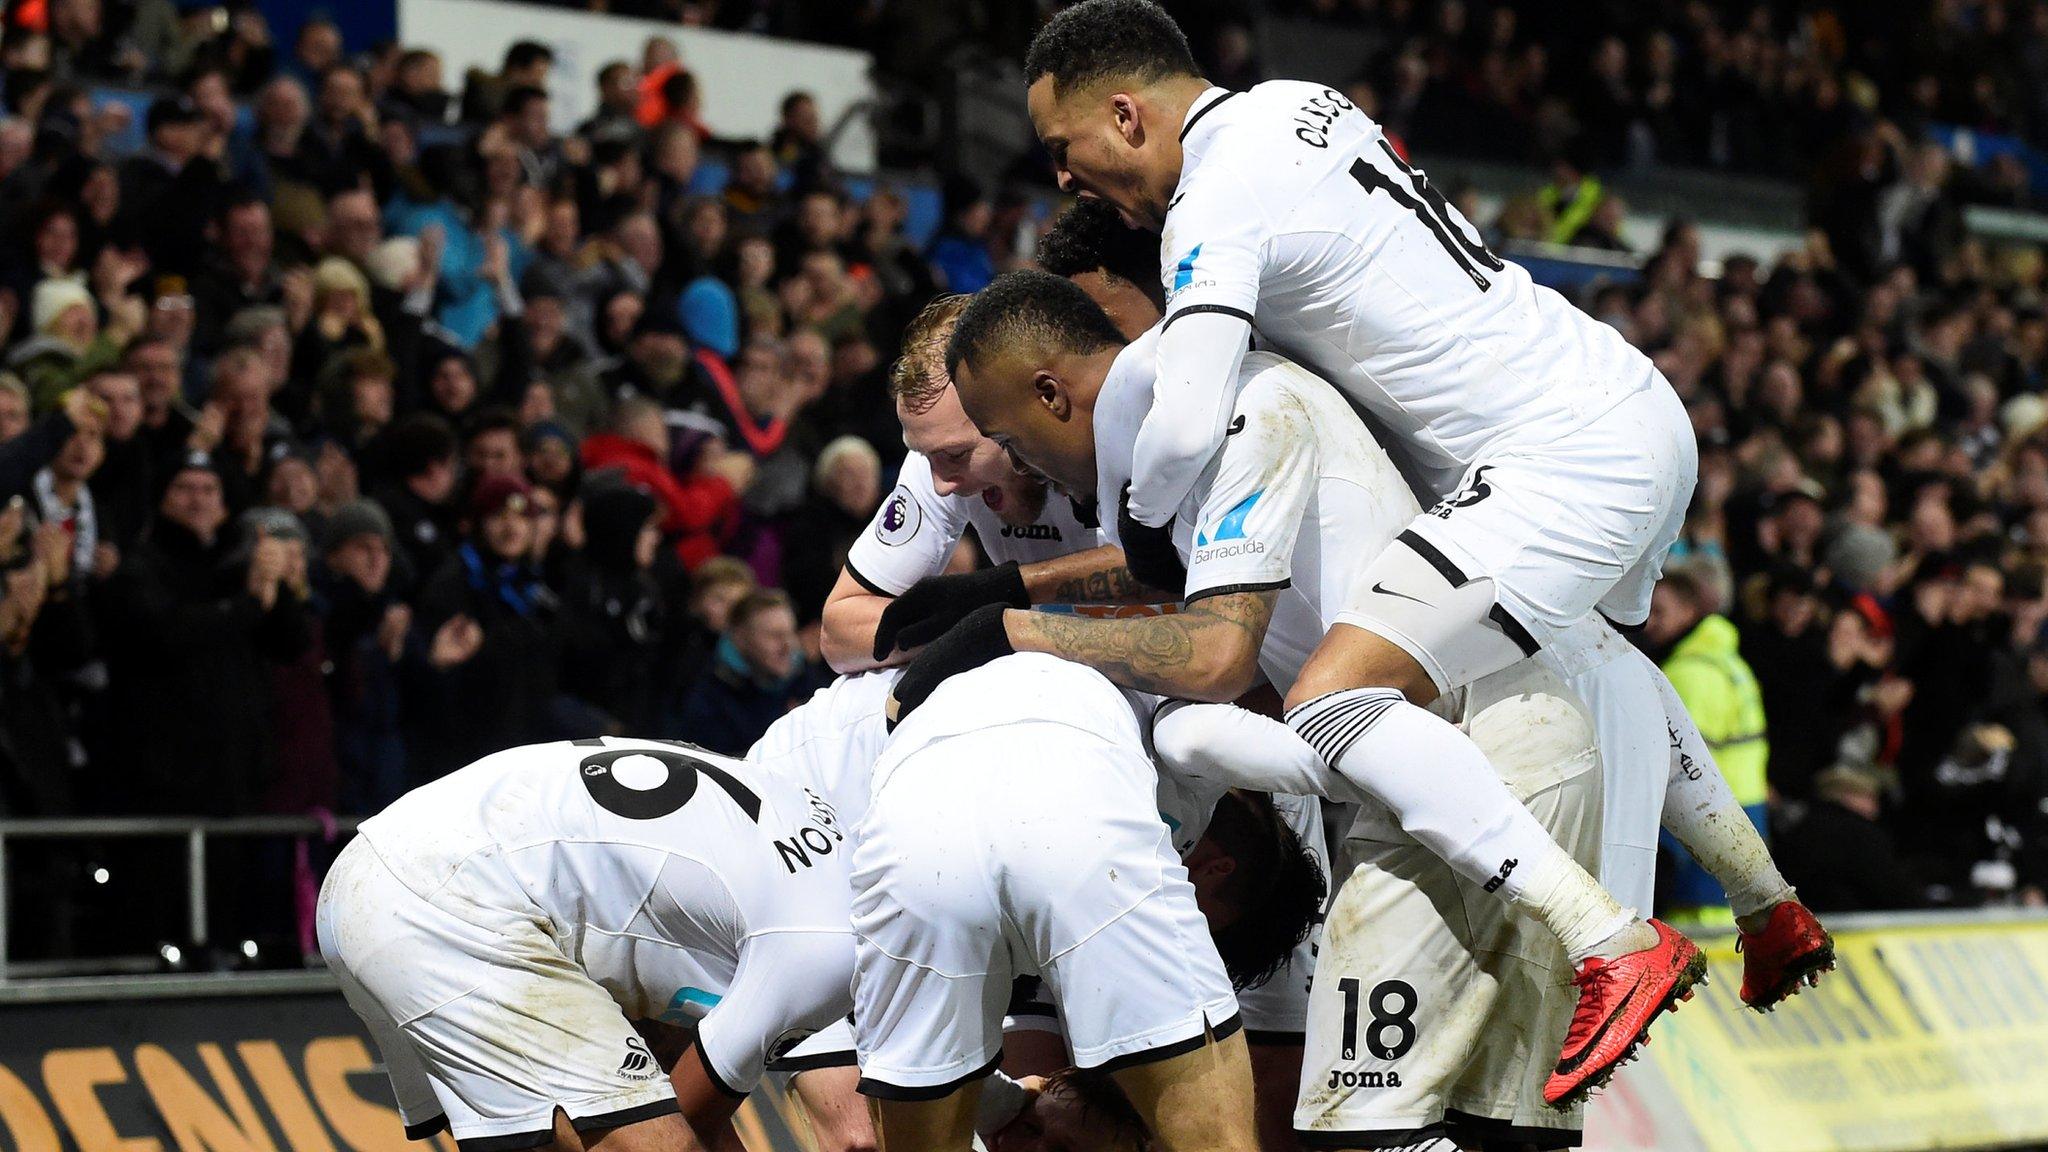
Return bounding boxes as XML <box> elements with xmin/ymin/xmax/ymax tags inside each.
<box><xmin>1127</xmin><ymin>165</ymin><xmax>1269</xmax><ymax>525</ymax></box>
<box><xmin>842</xmin><ymin>453</ymin><xmax>972</xmax><ymax>596</ymax></box>
<box><xmin>695</xmin><ymin>929</ymin><xmax>857</xmax><ymax>1096</ymax></box>
<box><xmin>1181</xmin><ymin>369</ymin><xmax>1315</xmax><ymax>603</ymax></box>
<box><xmin>1150</xmin><ymin>700</ymin><xmax>1359</xmax><ymax>803</ymax></box>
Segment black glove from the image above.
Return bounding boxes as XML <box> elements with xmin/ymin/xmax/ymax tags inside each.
<box><xmin>1118</xmin><ymin>484</ymin><xmax>1187</xmax><ymax>597</ymax></box>
<box><xmin>886</xmin><ymin>602</ymin><xmax>1015</xmax><ymax>730</ymax></box>
<box><xmin>874</xmin><ymin>561</ymin><xmax>1029</xmax><ymax>662</ymax></box>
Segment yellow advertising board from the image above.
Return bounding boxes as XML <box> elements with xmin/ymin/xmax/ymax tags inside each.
<box><xmin>1588</xmin><ymin>914</ymin><xmax>2048</xmax><ymax>1152</ymax></box>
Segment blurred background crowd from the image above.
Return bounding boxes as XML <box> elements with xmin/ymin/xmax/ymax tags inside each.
<box><xmin>0</xmin><ymin>0</ymin><xmax>2045</xmax><ymax>962</ymax></box>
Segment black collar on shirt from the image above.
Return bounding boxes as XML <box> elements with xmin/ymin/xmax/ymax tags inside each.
<box><xmin>1179</xmin><ymin>89</ymin><xmax>1239</xmax><ymax>142</ymax></box>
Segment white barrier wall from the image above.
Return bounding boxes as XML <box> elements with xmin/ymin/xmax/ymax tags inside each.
<box><xmin>397</xmin><ymin>0</ymin><xmax>877</xmax><ymax>172</ymax></box>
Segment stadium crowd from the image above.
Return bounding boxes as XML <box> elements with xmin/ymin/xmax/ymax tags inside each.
<box><xmin>0</xmin><ymin>0</ymin><xmax>2042</xmax><ymax>957</ymax></box>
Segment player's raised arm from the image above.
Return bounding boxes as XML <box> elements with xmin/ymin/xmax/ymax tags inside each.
<box><xmin>1131</xmin><ymin>170</ymin><xmax>1265</xmax><ymax>525</ymax></box>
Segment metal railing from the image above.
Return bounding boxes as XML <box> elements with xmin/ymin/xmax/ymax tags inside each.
<box><xmin>0</xmin><ymin>815</ymin><xmax>359</xmax><ymax>982</ymax></box>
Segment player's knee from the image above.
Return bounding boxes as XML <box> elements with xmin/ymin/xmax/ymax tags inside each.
<box><xmin>1286</xmin><ymin>624</ymin><xmax>1439</xmax><ymax>710</ymax></box>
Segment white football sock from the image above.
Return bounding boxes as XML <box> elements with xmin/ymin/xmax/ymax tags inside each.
<box><xmin>1649</xmin><ymin>663</ymin><xmax>1797</xmax><ymax>928</ymax></box>
<box><xmin>1285</xmin><ymin>688</ymin><xmax>1635</xmax><ymax>963</ymax></box>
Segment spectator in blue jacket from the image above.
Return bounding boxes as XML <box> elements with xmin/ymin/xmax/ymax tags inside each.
<box><xmin>674</xmin><ymin>586</ymin><xmax>822</xmax><ymax>754</ymax></box>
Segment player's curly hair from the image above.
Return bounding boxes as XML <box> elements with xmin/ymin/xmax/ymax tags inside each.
<box><xmin>889</xmin><ymin>293</ymin><xmax>970</xmax><ymax>416</ymax></box>
<box><xmin>1038</xmin><ymin>199</ymin><xmax>1166</xmax><ymax>311</ymax></box>
<box><xmin>1204</xmin><ymin>791</ymin><xmax>1327</xmax><ymax>992</ymax></box>
<box><xmin>1024</xmin><ymin>0</ymin><xmax>1199</xmax><ymax>96</ymax></box>
<box><xmin>945</xmin><ymin>269</ymin><xmax>1127</xmax><ymax>383</ymax></box>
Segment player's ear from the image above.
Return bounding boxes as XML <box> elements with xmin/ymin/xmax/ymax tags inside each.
<box><xmin>1111</xmin><ymin>92</ymin><xmax>1142</xmax><ymax>146</ymax></box>
<box><xmin>1034</xmin><ymin>370</ymin><xmax>1070</xmax><ymax>419</ymax></box>
<box><xmin>1185</xmin><ymin>838</ymin><xmax>1237</xmax><ymax>884</ymax></box>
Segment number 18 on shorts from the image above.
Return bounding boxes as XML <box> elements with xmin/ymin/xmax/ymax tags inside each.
<box><xmin>1295</xmin><ymin>837</ymin><xmax>1541</xmax><ymax>1146</ymax></box>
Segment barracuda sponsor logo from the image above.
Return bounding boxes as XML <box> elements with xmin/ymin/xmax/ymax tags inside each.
<box><xmin>1192</xmin><ymin>491</ymin><xmax>1266</xmax><ymax>562</ymax></box>
<box><xmin>1167</xmin><ymin>243</ymin><xmax>1214</xmax><ymax>300</ymax></box>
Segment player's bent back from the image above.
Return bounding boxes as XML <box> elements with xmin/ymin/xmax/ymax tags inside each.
<box><xmin>318</xmin><ymin>738</ymin><xmax>856</xmax><ymax>1150</ymax></box>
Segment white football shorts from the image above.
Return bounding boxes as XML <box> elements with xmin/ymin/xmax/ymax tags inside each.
<box><xmin>1296</xmin><ymin>669</ymin><xmax>1603</xmax><ymax>1149</ymax></box>
<box><xmin>317</xmin><ymin>837</ymin><xmax>676</xmax><ymax>1150</ymax></box>
<box><xmin>850</xmin><ymin>720</ymin><xmax>1239</xmax><ymax>1099</ymax></box>
<box><xmin>1341</xmin><ymin>383</ymin><xmax>1697</xmax><ymax>693</ymax></box>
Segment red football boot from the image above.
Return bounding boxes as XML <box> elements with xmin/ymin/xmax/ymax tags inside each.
<box><xmin>1738</xmin><ymin>902</ymin><xmax>1835</xmax><ymax>1011</ymax></box>
<box><xmin>1544</xmin><ymin>920</ymin><xmax>1707</xmax><ymax>1108</ymax></box>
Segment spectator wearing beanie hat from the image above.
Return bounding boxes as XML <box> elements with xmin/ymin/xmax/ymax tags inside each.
<box><xmin>292</xmin><ymin>257</ymin><xmax>386</xmax><ymax>405</ymax></box>
<box><xmin>600</xmin><ymin>300</ymin><xmax>693</xmax><ymax>405</ymax></box>
<box><xmin>409</xmin><ymin>472</ymin><xmax>564</xmax><ymax>775</ymax></box>
<box><xmin>558</xmin><ymin>479</ymin><xmax>668</xmax><ymax>732</ymax></box>
<box><xmin>232</xmin><ymin>506</ymin><xmax>339</xmax><ymax>821</ymax></box>
<box><xmin>525</xmin><ymin>421</ymin><xmax>581</xmax><ymax>500</ymax></box>
<box><xmin>103</xmin><ymin>451</ymin><xmax>311</xmax><ymax>817</ymax></box>
<box><xmin>10</xmin><ymin>278</ymin><xmax>131</xmax><ymax>411</ymax></box>
<box><xmin>317</xmin><ymin>498</ymin><xmax>411</xmax><ymax>813</ymax></box>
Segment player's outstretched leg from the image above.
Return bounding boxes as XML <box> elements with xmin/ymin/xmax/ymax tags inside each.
<box><xmin>1108</xmin><ymin>1028</ymin><xmax>1260</xmax><ymax>1152</ymax></box>
<box><xmin>1282</xmin><ymin>624</ymin><xmax>1705</xmax><ymax>1108</ymax></box>
<box><xmin>1647</xmin><ymin>656</ymin><xmax>1834</xmax><ymax>1009</ymax></box>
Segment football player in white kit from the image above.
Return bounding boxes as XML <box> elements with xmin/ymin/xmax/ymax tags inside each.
<box><xmin>902</xmin><ymin>269</ymin><xmax>1695</xmax><ymax>1112</ymax></box>
<box><xmin>748</xmin><ymin>659</ymin><xmax>1326</xmax><ymax>1149</ymax></box>
<box><xmin>1014</xmin><ymin>0</ymin><xmax>1835</xmax><ymax>1096</ymax></box>
<box><xmin>818</xmin><ymin>294</ymin><xmax>1144</xmax><ymax>679</ymax></box>
<box><xmin>1025</xmin><ymin>199</ymin><xmax>1832</xmax><ymax>1018</ymax></box>
<box><xmin>908</xmin><ymin>270</ymin><xmax>1607</xmax><ymax>1146</ymax></box>
<box><xmin>822</xmin><ymin>291</ymin><xmax>1329</xmax><ymax>1150</ymax></box>
<box><xmin>317</xmin><ymin>738</ymin><xmax>858</xmax><ymax>1152</ymax></box>
<box><xmin>848</xmin><ymin>652</ymin><xmax>1309</xmax><ymax>1152</ymax></box>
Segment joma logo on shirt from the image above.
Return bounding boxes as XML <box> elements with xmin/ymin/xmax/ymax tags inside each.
<box><xmin>1325</xmin><ymin>1069</ymin><xmax>1401</xmax><ymax>1089</ymax></box>
<box><xmin>999</xmin><ymin>524</ymin><xmax>1062</xmax><ymax>540</ymax></box>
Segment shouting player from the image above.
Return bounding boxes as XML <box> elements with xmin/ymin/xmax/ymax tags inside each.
<box><xmin>818</xmin><ymin>295</ymin><xmax>1139</xmax><ymax>677</ymax></box>
<box><xmin>318</xmin><ymin>738</ymin><xmax>859</xmax><ymax>1152</ymax></box>
<box><xmin>1019</xmin><ymin>0</ymin><xmax>1830</xmax><ymax>1089</ymax></box>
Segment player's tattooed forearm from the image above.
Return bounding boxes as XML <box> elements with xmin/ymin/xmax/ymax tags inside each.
<box><xmin>1014</xmin><ymin>592</ymin><xmax>1273</xmax><ymax>697</ymax></box>
<box><xmin>1050</xmin><ymin>563</ymin><xmax>1146</xmax><ymax>603</ymax></box>
<box><xmin>1022</xmin><ymin>610</ymin><xmax>1193</xmax><ymax>693</ymax></box>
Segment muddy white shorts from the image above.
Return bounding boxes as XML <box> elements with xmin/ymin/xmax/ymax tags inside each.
<box><xmin>1296</xmin><ymin>668</ymin><xmax>1603</xmax><ymax>1149</ymax></box>
<box><xmin>316</xmin><ymin>837</ymin><xmax>677</xmax><ymax>1151</ymax></box>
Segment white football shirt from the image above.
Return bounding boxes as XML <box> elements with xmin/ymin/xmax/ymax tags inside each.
<box><xmin>1140</xmin><ymin>81</ymin><xmax>1659</xmax><ymax>514</ymax></box>
<box><xmin>845</xmin><ymin>452</ymin><xmax>1103</xmax><ymax>596</ymax></box>
<box><xmin>1096</xmin><ymin>330</ymin><xmax>1420</xmax><ymax>692</ymax></box>
<box><xmin>747</xmin><ymin>669</ymin><xmax>899</xmax><ymax>834</ymax></box>
<box><xmin>356</xmin><ymin>738</ymin><xmax>854</xmax><ymax>1092</ymax></box>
